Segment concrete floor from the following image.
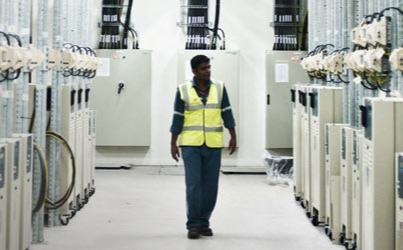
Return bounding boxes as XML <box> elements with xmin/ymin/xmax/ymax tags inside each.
<box><xmin>31</xmin><ymin>166</ymin><xmax>344</xmax><ymax>250</ymax></box>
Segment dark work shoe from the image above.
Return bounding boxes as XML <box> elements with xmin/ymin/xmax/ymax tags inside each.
<box><xmin>187</xmin><ymin>228</ymin><xmax>200</xmax><ymax>239</ymax></box>
<box><xmin>199</xmin><ymin>227</ymin><xmax>213</xmax><ymax>236</ymax></box>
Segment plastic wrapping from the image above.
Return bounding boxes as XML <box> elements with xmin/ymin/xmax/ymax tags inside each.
<box><xmin>263</xmin><ymin>151</ymin><xmax>293</xmax><ymax>186</ymax></box>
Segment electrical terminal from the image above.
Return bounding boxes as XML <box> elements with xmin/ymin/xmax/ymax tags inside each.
<box><xmin>26</xmin><ymin>45</ymin><xmax>45</xmax><ymax>71</ymax></box>
<box><xmin>389</xmin><ymin>48</ymin><xmax>403</xmax><ymax>71</ymax></box>
<box><xmin>61</xmin><ymin>49</ymin><xmax>79</xmax><ymax>70</ymax></box>
<box><xmin>363</xmin><ymin>48</ymin><xmax>385</xmax><ymax>73</ymax></box>
<box><xmin>48</xmin><ymin>49</ymin><xmax>61</xmax><ymax>70</ymax></box>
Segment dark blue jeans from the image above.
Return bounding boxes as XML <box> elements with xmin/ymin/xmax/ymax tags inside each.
<box><xmin>181</xmin><ymin>145</ymin><xmax>222</xmax><ymax>229</ymax></box>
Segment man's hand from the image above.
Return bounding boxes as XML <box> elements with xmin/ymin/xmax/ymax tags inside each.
<box><xmin>228</xmin><ymin>137</ymin><xmax>237</xmax><ymax>155</ymax></box>
<box><xmin>171</xmin><ymin>144</ymin><xmax>180</xmax><ymax>162</ymax></box>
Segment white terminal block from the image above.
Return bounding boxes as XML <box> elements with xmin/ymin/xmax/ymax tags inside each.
<box><xmin>8</xmin><ymin>45</ymin><xmax>25</xmax><ymax>71</ymax></box>
<box><xmin>345</xmin><ymin>50</ymin><xmax>367</xmax><ymax>73</ymax></box>
<box><xmin>27</xmin><ymin>45</ymin><xmax>45</xmax><ymax>71</ymax></box>
<box><xmin>365</xmin><ymin>21</ymin><xmax>378</xmax><ymax>46</ymax></box>
<box><xmin>61</xmin><ymin>49</ymin><xmax>79</xmax><ymax>70</ymax></box>
<box><xmin>390</xmin><ymin>48</ymin><xmax>403</xmax><ymax>71</ymax></box>
<box><xmin>363</xmin><ymin>48</ymin><xmax>385</xmax><ymax>73</ymax></box>
<box><xmin>48</xmin><ymin>49</ymin><xmax>61</xmax><ymax>70</ymax></box>
<box><xmin>376</xmin><ymin>16</ymin><xmax>389</xmax><ymax>46</ymax></box>
<box><xmin>0</xmin><ymin>45</ymin><xmax>12</xmax><ymax>72</ymax></box>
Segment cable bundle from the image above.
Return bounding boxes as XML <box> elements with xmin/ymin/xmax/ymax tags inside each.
<box><xmin>272</xmin><ymin>0</ymin><xmax>307</xmax><ymax>51</ymax></box>
<box><xmin>185</xmin><ymin>0</ymin><xmax>225</xmax><ymax>50</ymax></box>
<box><xmin>99</xmin><ymin>0</ymin><xmax>139</xmax><ymax>49</ymax></box>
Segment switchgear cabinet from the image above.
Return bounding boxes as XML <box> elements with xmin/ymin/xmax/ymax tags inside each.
<box><xmin>310</xmin><ymin>86</ymin><xmax>343</xmax><ymax>225</ymax></box>
<box><xmin>92</xmin><ymin>50</ymin><xmax>152</xmax><ymax>146</ymax></box>
<box><xmin>0</xmin><ymin>144</ymin><xmax>7</xmax><ymax>250</ymax></box>
<box><xmin>360</xmin><ymin>98</ymin><xmax>403</xmax><ymax>250</ymax></box>
<box><xmin>324</xmin><ymin>123</ymin><xmax>346</xmax><ymax>243</ymax></box>
<box><xmin>266</xmin><ymin>51</ymin><xmax>308</xmax><ymax>149</ymax></box>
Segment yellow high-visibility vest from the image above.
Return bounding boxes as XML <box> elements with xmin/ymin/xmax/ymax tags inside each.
<box><xmin>178</xmin><ymin>80</ymin><xmax>224</xmax><ymax>148</ymax></box>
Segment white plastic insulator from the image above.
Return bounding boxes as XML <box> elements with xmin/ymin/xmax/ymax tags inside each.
<box><xmin>27</xmin><ymin>45</ymin><xmax>45</xmax><ymax>71</ymax></box>
<box><xmin>389</xmin><ymin>48</ymin><xmax>403</xmax><ymax>71</ymax></box>
<box><xmin>48</xmin><ymin>49</ymin><xmax>61</xmax><ymax>69</ymax></box>
<box><xmin>0</xmin><ymin>45</ymin><xmax>11</xmax><ymax>72</ymax></box>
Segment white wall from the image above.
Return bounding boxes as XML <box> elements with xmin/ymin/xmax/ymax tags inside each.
<box><xmin>94</xmin><ymin>0</ymin><xmax>274</xmax><ymax>167</ymax></box>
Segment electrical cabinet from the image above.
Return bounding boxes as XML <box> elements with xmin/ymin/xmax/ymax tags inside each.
<box><xmin>0</xmin><ymin>138</ymin><xmax>22</xmax><ymax>250</ymax></box>
<box><xmin>60</xmin><ymin>84</ymin><xmax>77</xmax><ymax>214</ymax></box>
<box><xmin>360</xmin><ymin>97</ymin><xmax>403</xmax><ymax>250</ymax></box>
<box><xmin>266</xmin><ymin>51</ymin><xmax>308</xmax><ymax>149</ymax></box>
<box><xmin>292</xmin><ymin>84</ymin><xmax>304</xmax><ymax>200</ymax></box>
<box><xmin>310</xmin><ymin>86</ymin><xmax>343</xmax><ymax>225</ymax></box>
<box><xmin>75</xmin><ymin>84</ymin><xmax>84</xmax><ymax>204</ymax></box>
<box><xmin>396</xmin><ymin>153</ymin><xmax>403</xmax><ymax>250</ymax></box>
<box><xmin>12</xmin><ymin>134</ymin><xmax>33</xmax><ymax>250</ymax></box>
<box><xmin>340</xmin><ymin>127</ymin><xmax>354</xmax><ymax>245</ymax></box>
<box><xmin>300</xmin><ymin>85</ymin><xmax>313</xmax><ymax>214</ymax></box>
<box><xmin>177</xmin><ymin>50</ymin><xmax>239</xmax><ymax>147</ymax></box>
<box><xmin>0</xmin><ymin>144</ymin><xmax>7</xmax><ymax>250</ymax></box>
<box><xmin>351</xmin><ymin>130</ymin><xmax>363</xmax><ymax>250</ymax></box>
<box><xmin>89</xmin><ymin>110</ymin><xmax>96</xmax><ymax>191</ymax></box>
<box><xmin>81</xmin><ymin>85</ymin><xmax>91</xmax><ymax>198</ymax></box>
<box><xmin>92</xmin><ymin>49</ymin><xmax>152</xmax><ymax>146</ymax></box>
<box><xmin>324</xmin><ymin>123</ymin><xmax>346</xmax><ymax>243</ymax></box>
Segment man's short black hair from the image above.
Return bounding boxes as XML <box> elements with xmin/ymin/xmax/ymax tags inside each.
<box><xmin>191</xmin><ymin>55</ymin><xmax>210</xmax><ymax>70</ymax></box>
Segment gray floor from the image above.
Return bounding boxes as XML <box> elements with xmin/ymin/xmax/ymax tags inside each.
<box><xmin>31</xmin><ymin>166</ymin><xmax>344</xmax><ymax>250</ymax></box>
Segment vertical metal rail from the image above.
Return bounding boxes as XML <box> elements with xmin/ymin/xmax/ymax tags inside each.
<box><xmin>398</xmin><ymin>0</ymin><xmax>403</xmax><ymax>93</ymax></box>
<box><xmin>46</xmin><ymin>0</ymin><xmax>60</xmax><ymax>227</ymax></box>
<box><xmin>3</xmin><ymin>1</ymin><xmax>17</xmax><ymax>138</ymax></box>
<box><xmin>31</xmin><ymin>0</ymin><xmax>51</xmax><ymax>242</ymax></box>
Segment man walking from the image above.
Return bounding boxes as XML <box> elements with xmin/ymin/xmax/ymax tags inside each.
<box><xmin>170</xmin><ymin>54</ymin><xmax>237</xmax><ymax>239</ymax></box>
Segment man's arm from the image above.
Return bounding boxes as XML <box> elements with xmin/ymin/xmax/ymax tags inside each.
<box><xmin>171</xmin><ymin>133</ymin><xmax>180</xmax><ymax>161</ymax></box>
<box><xmin>227</xmin><ymin>127</ymin><xmax>237</xmax><ymax>155</ymax></box>
<box><xmin>221</xmin><ymin>86</ymin><xmax>237</xmax><ymax>154</ymax></box>
<box><xmin>170</xmin><ymin>89</ymin><xmax>184</xmax><ymax>161</ymax></box>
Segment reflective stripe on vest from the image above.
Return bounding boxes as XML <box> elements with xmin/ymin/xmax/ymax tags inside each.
<box><xmin>179</xmin><ymin>80</ymin><xmax>224</xmax><ymax>148</ymax></box>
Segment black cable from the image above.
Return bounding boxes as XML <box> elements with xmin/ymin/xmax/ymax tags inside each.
<box><xmin>379</xmin><ymin>7</ymin><xmax>403</xmax><ymax>20</ymax></box>
<box><xmin>45</xmin><ymin>131</ymin><xmax>76</xmax><ymax>209</ymax></box>
<box><xmin>28</xmin><ymin>87</ymin><xmax>37</xmax><ymax>134</ymax></box>
<box><xmin>122</xmin><ymin>0</ymin><xmax>134</xmax><ymax>49</ymax></box>
<box><xmin>0</xmin><ymin>31</ymin><xmax>10</xmax><ymax>45</ymax></box>
<box><xmin>211</xmin><ymin>0</ymin><xmax>220</xmax><ymax>50</ymax></box>
<box><xmin>32</xmin><ymin>143</ymin><xmax>48</xmax><ymax>214</ymax></box>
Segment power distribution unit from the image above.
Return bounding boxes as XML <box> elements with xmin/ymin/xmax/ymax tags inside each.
<box><xmin>60</xmin><ymin>84</ymin><xmax>77</xmax><ymax>214</ymax></box>
<box><xmin>324</xmin><ymin>123</ymin><xmax>346</xmax><ymax>243</ymax></box>
<box><xmin>81</xmin><ymin>85</ymin><xmax>91</xmax><ymax>199</ymax></box>
<box><xmin>177</xmin><ymin>50</ymin><xmax>240</xmax><ymax>147</ymax></box>
<box><xmin>12</xmin><ymin>134</ymin><xmax>33</xmax><ymax>250</ymax></box>
<box><xmin>75</xmin><ymin>84</ymin><xmax>84</xmax><ymax>205</ymax></box>
<box><xmin>92</xmin><ymin>49</ymin><xmax>152</xmax><ymax>146</ymax></box>
<box><xmin>0</xmin><ymin>138</ymin><xmax>22</xmax><ymax>250</ymax></box>
<box><xmin>310</xmin><ymin>86</ymin><xmax>343</xmax><ymax>225</ymax></box>
<box><xmin>300</xmin><ymin>85</ymin><xmax>313</xmax><ymax>214</ymax></box>
<box><xmin>266</xmin><ymin>51</ymin><xmax>308</xmax><ymax>149</ymax></box>
<box><xmin>292</xmin><ymin>84</ymin><xmax>304</xmax><ymax>200</ymax></box>
<box><xmin>0</xmin><ymin>144</ymin><xmax>7</xmax><ymax>250</ymax></box>
<box><xmin>340</xmin><ymin>127</ymin><xmax>354</xmax><ymax>245</ymax></box>
<box><xmin>89</xmin><ymin>110</ymin><xmax>96</xmax><ymax>190</ymax></box>
<box><xmin>360</xmin><ymin>97</ymin><xmax>403</xmax><ymax>250</ymax></box>
<box><xmin>396</xmin><ymin>153</ymin><xmax>403</xmax><ymax>250</ymax></box>
<box><xmin>351</xmin><ymin>130</ymin><xmax>363</xmax><ymax>250</ymax></box>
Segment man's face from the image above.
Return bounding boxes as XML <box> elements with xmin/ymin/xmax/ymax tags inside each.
<box><xmin>193</xmin><ymin>62</ymin><xmax>211</xmax><ymax>82</ymax></box>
